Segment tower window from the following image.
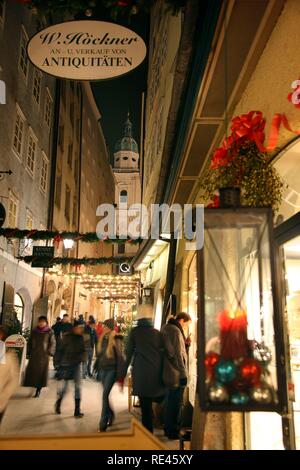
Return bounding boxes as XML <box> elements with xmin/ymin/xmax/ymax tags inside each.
<box><xmin>123</xmin><ymin>157</ymin><xmax>128</xmax><ymax>161</ymax></box>
<box><xmin>132</xmin><ymin>158</ymin><xmax>136</xmax><ymax>162</ymax></box>
<box><xmin>120</xmin><ymin>190</ymin><xmax>127</xmax><ymax>204</ymax></box>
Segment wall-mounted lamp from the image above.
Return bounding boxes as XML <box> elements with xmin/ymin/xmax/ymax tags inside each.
<box><xmin>63</xmin><ymin>239</ymin><xmax>75</xmax><ymax>250</ymax></box>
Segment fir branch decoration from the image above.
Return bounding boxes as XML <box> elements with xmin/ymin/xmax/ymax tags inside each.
<box><xmin>199</xmin><ymin>112</ymin><xmax>285</xmax><ymax>211</ymax></box>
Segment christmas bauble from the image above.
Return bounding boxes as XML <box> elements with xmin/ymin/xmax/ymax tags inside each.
<box><xmin>250</xmin><ymin>385</ymin><xmax>273</xmax><ymax>404</ymax></box>
<box><xmin>205</xmin><ymin>352</ymin><xmax>220</xmax><ymax>368</ymax></box>
<box><xmin>231</xmin><ymin>392</ymin><xmax>249</xmax><ymax>405</ymax></box>
<box><xmin>239</xmin><ymin>358</ymin><xmax>261</xmax><ymax>385</ymax></box>
<box><xmin>208</xmin><ymin>383</ymin><xmax>229</xmax><ymax>403</ymax></box>
<box><xmin>215</xmin><ymin>359</ymin><xmax>237</xmax><ymax>383</ymax></box>
<box><xmin>131</xmin><ymin>5</ymin><xmax>138</xmax><ymax>14</ymax></box>
<box><xmin>253</xmin><ymin>343</ymin><xmax>272</xmax><ymax>366</ymax></box>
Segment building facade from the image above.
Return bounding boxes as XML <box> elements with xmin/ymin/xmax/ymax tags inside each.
<box><xmin>0</xmin><ymin>1</ymin><xmax>55</xmax><ymax>330</ymax></box>
<box><xmin>44</xmin><ymin>80</ymin><xmax>116</xmax><ymax>325</ymax></box>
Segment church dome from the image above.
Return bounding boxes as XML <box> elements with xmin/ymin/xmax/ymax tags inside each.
<box><xmin>114</xmin><ymin>114</ymin><xmax>139</xmax><ymax>154</ymax></box>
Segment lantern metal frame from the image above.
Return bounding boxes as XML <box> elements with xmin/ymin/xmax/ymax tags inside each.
<box><xmin>197</xmin><ymin>207</ymin><xmax>288</xmax><ymax>412</ymax></box>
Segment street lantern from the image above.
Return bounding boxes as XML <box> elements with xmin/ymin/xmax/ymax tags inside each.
<box><xmin>63</xmin><ymin>239</ymin><xmax>74</xmax><ymax>250</ymax></box>
<box><xmin>197</xmin><ymin>208</ymin><xmax>287</xmax><ymax>412</ymax></box>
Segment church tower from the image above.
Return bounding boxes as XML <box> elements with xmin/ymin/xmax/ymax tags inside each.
<box><xmin>113</xmin><ymin>114</ymin><xmax>141</xmax><ymax>256</ymax></box>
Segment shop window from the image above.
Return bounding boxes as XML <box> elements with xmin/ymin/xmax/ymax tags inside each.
<box><xmin>274</xmin><ymin>139</ymin><xmax>300</xmax><ymax>222</ymax></box>
<box><xmin>283</xmin><ymin>235</ymin><xmax>300</xmax><ymax>449</ymax></box>
<box><xmin>14</xmin><ymin>293</ymin><xmax>24</xmax><ymax>325</ymax></box>
<box><xmin>188</xmin><ymin>254</ymin><xmax>197</xmax><ymax>406</ymax></box>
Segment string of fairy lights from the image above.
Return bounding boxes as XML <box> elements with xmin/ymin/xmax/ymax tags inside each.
<box><xmin>46</xmin><ymin>270</ymin><xmax>141</xmax><ymax>306</ymax></box>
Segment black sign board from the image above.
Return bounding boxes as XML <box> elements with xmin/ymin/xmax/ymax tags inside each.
<box><xmin>32</xmin><ymin>246</ymin><xmax>54</xmax><ymax>268</ymax></box>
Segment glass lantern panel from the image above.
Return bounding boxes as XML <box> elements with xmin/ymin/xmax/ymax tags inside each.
<box><xmin>204</xmin><ymin>210</ymin><xmax>278</xmax><ymax>409</ymax></box>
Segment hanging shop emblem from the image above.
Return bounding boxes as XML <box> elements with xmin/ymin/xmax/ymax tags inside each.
<box><xmin>119</xmin><ymin>262</ymin><xmax>132</xmax><ymax>275</ymax></box>
<box><xmin>27</xmin><ymin>20</ymin><xmax>147</xmax><ymax>81</ymax></box>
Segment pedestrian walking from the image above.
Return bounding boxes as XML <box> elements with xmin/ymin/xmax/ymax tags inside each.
<box><xmin>0</xmin><ymin>326</ymin><xmax>19</xmax><ymax>426</ymax></box>
<box><xmin>52</xmin><ymin>316</ymin><xmax>62</xmax><ymax>341</ymax></box>
<box><xmin>23</xmin><ymin>316</ymin><xmax>56</xmax><ymax>397</ymax></box>
<box><xmin>161</xmin><ymin>312</ymin><xmax>191</xmax><ymax>439</ymax></box>
<box><xmin>55</xmin><ymin>321</ymin><xmax>86</xmax><ymax>418</ymax></box>
<box><xmin>53</xmin><ymin>314</ymin><xmax>73</xmax><ymax>370</ymax></box>
<box><xmin>83</xmin><ymin>317</ymin><xmax>98</xmax><ymax>378</ymax></box>
<box><xmin>95</xmin><ymin>318</ymin><xmax>125</xmax><ymax>432</ymax></box>
<box><xmin>124</xmin><ymin>304</ymin><xmax>166</xmax><ymax>433</ymax></box>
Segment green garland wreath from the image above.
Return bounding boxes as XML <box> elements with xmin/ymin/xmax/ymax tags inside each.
<box><xmin>18</xmin><ymin>255</ymin><xmax>133</xmax><ymax>266</ymax></box>
<box><xmin>0</xmin><ymin>228</ymin><xmax>142</xmax><ymax>244</ymax></box>
<box><xmin>23</xmin><ymin>0</ymin><xmax>186</xmax><ymax>20</ymax></box>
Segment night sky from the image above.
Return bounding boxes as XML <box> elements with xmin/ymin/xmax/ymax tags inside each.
<box><xmin>83</xmin><ymin>7</ymin><xmax>149</xmax><ymax>162</ymax></box>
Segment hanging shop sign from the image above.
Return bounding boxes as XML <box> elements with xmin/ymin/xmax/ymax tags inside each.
<box><xmin>119</xmin><ymin>262</ymin><xmax>133</xmax><ymax>276</ymax></box>
<box><xmin>31</xmin><ymin>246</ymin><xmax>55</xmax><ymax>268</ymax></box>
<box><xmin>5</xmin><ymin>334</ymin><xmax>27</xmax><ymax>384</ymax></box>
<box><xmin>27</xmin><ymin>20</ymin><xmax>147</xmax><ymax>81</ymax></box>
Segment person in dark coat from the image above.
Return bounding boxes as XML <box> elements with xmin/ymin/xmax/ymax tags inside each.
<box><xmin>24</xmin><ymin>316</ymin><xmax>56</xmax><ymax>397</ymax></box>
<box><xmin>95</xmin><ymin>318</ymin><xmax>125</xmax><ymax>432</ymax></box>
<box><xmin>161</xmin><ymin>312</ymin><xmax>191</xmax><ymax>439</ymax></box>
<box><xmin>55</xmin><ymin>321</ymin><xmax>86</xmax><ymax>418</ymax></box>
<box><xmin>53</xmin><ymin>314</ymin><xmax>72</xmax><ymax>370</ymax></box>
<box><xmin>52</xmin><ymin>317</ymin><xmax>62</xmax><ymax>341</ymax></box>
<box><xmin>125</xmin><ymin>304</ymin><xmax>166</xmax><ymax>433</ymax></box>
<box><xmin>82</xmin><ymin>317</ymin><xmax>98</xmax><ymax>378</ymax></box>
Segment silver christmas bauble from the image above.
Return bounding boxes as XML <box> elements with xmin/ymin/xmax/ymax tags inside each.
<box><xmin>208</xmin><ymin>383</ymin><xmax>229</xmax><ymax>403</ymax></box>
<box><xmin>253</xmin><ymin>343</ymin><xmax>272</xmax><ymax>366</ymax></box>
<box><xmin>250</xmin><ymin>385</ymin><xmax>272</xmax><ymax>404</ymax></box>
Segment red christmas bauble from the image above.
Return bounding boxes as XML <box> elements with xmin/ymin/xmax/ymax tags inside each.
<box><xmin>117</xmin><ymin>1</ymin><xmax>130</xmax><ymax>6</ymax></box>
<box><xmin>205</xmin><ymin>352</ymin><xmax>220</xmax><ymax>368</ymax></box>
<box><xmin>239</xmin><ymin>358</ymin><xmax>262</xmax><ymax>385</ymax></box>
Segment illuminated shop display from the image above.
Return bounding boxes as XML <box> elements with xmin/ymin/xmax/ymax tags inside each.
<box><xmin>197</xmin><ymin>208</ymin><xmax>287</xmax><ymax>412</ymax></box>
